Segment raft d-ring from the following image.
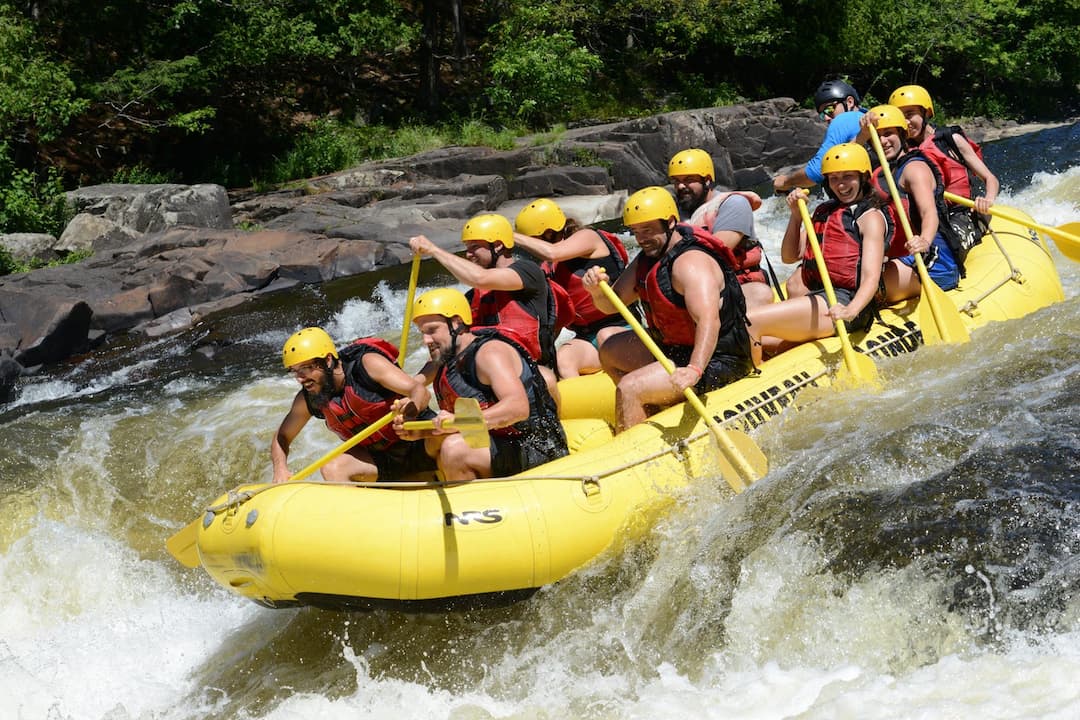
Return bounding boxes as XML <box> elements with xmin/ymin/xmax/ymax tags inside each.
<box><xmin>671</xmin><ymin>438</ymin><xmax>690</xmax><ymax>462</ymax></box>
<box><xmin>581</xmin><ymin>476</ymin><xmax>601</xmax><ymax>497</ymax></box>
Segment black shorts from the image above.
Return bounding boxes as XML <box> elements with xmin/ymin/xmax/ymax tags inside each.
<box><xmin>809</xmin><ymin>286</ymin><xmax>875</xmax><ymax>332</ymax></box>
<box><xmin>372</xmin><ymin>439</ymin><xmax>439</xmax><ymax>481</ymax></box>
<box><xmin>489</xmin><ymin>432</ymin><xmax>568</xmax><ymax>477</ymax></box>
<box><xmin>664</xmin><ymin>345</ymin><xmax>754</xmax><ymax>394</ymax></box>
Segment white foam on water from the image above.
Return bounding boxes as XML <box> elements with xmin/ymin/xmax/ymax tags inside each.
<box><xmin>0</xmin><ymin>520</ymin><xmax>255</xmax><ymax>720</ymax></box>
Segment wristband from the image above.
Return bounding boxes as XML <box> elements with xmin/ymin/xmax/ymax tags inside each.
<box><xmin>686</xmin><ymin>363</ymin><xmax>704</xmax><ymax>378</ymax></box>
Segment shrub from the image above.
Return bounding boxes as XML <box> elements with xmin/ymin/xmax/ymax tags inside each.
<box><xmin>0</xmin><ymin>165</ymin><xmax>71</xmax><ymax>237</ymax></box>
<box><xmin>486</xmin><ymin>33</ymin><xmax>602</xmax><ymax>128</ymax></box>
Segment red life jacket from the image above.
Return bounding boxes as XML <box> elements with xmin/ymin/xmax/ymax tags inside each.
<box><xmin>545</xmin><ymin>229</ymin><xmax>628</xmax><ymax>331</ymax></box>
<box><xmin>802</xmin><ymin>199</ymin><xmax>878</xmax><ymax>291</ymax></box>
<box><xmin>633</xmin><ymin>224</ymin><xmax>751</xmax><ymax>363</ymax></box>
<box><xmin>433</xmin><ymin>330</ymin><xmax>565</xmax><ymax>448</ymax></box>
<box><xmin>926</xmin><ymin>125</ymin><xmax>985</xmax><ymax>200</ymax></box>
<box><xmin>468</xmin><ymin>260</ymin><xmax>572</xmax><ymax>368</ymax></box>
<box><xmin>308</xmin><ymin>337</ymin><xmax>402</xmax><ymax>446</ymax></box>
<box><xmin>469</xmin><ymin>286</ymin><xmax>545</xmax><ymax>363</ymax></box>
<box><xmin>919</xmin><ymin>133</ymin><xmax>972</xmax><ymax>198</ymax></box>
<box><xmin>689</xmin><ymin>191</ymin><xmax>767</xmax><ymax>284</ymax></box>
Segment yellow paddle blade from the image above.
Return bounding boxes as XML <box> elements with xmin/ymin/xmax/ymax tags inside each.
<box><xmin>1052</xmin><ymin>222</ymin><xmax>1080</xmax><ymax>262</ymax></box>
<box><xmin>913</xmin><ymin>255</ymin><xmax>970</xmax><ymax>346</ymax></box>
<box><xmin>836</xmin><ymin>344</ymin><xmax>883</xmax><ymax>391</ymax></box>
<box><xmin>402</xmin><ymin>397</ymin><xmax>490</xmax><ymax>450</ymax></box>
<box><xmin>165</xmin><ymin>515</ymin><xmax>205</xmax><ymax>568</ymax></box>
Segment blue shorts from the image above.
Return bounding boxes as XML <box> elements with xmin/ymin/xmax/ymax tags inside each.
<box><xmin>897</xmin><ymin>234</ymin><xmax>960</xmax><ymax>291</ymax></box>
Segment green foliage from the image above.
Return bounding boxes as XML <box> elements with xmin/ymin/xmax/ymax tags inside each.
<box><xmin>267</xmin><ymin>118</ymin><xmax>368</xmax><ymax>184</ymax></box>
<box><xmin>458</xmin><ymin>120</ymin><xmax>519</xmax><ymax>151</ymax></box>
<box><xmin>486</xmin><ymin>32</ymin><xmax>602</xmax><ymax>127</ymax></box>
<box><xmin>0</xmin><ymin>149</ymin><xmax>71</xmax><ymax>236</ymax></box>
<box><xmin>0</xmin><ymin>0</ymin><xmax>1076</xmax><ymax>194</ymax></box>
<box><xmin>262</xmin><ymin>118</ymin><xmax>522</xmax><ymax>186</ymax></box>
<box><xmin>110</xmin><ymin>164</ymin><xmax>175</xmax><ymax>185</ymax></box>
<box><xmin>0</xmin><ymin>4</ymin><xmax>88</xmax><ymax>142</ymax></box>
<box><xmin>0</xmin><ymin>247</ymin><xmax>92</xmax><ymax>277</ymax></box>
<box><xmin>0</xmin><ymin>246</ymin><xmax>17</xmax><ymax>275</ymax></box>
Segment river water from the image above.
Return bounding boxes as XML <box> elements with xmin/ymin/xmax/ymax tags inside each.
<box><xmin>2</xmin><ymin>124</ymin><xmax>1079</xmax><ymax>720</ymax></box>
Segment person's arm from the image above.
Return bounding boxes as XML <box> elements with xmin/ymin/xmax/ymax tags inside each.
<box><xmin>830</xmin><ymin>210</ymin><xmax>885</xmax><ymax>321</ymax></box>
<box><xmin>270</xmin><ymin>391</ymin><xmax>312</xmax><ymax>483</ymax></box>
<box><xmin>582</xmin><ymin>254</ymin><xmax>641</xmax><ymax>313</ymax></box>
<box><xmin>953</xmin><ymin>135</ymin><xmax>1000</xmax><ymax>212</ymax></box>
<box><xmin>409</xmin><ymin>234</ymin><xmax>525</xmax><ymax>291</ymax></box>
<box><xmin>773</xmin><ymin>166</ymin><xmax>816</xmax><ymax>193</ymax></box>
<box><xmin>709</xmin><ymin>195</ymin><xmax>755</xmax><ymax>250</ymax></box>
<box><xmin>901</xmin><ymin>162</ymin><xmax>939</xmax><ymax>254</ymax></box>
<box><xmin>362</xmin><ymin>352</ymin><xmax>431</xmax><ymax>414</ymax></box>
<box><xmin>778</xmin><ymin>111</ymin><xmax>870</xmax><ymax>192</ymax></box>
<box><xmin>671</xmin><ymin>251</ymin><xmax>723</xmax><ymax>391</ymax></box>
<box><xmin>781</xmin><ymin>189</ymin><xmax>809</xmax><ymax>263</ymax></box>
<box><xmin>513</xmin><ymin>229</ymin><xmax>605</xmax><ymax>263</ymax></box>
<box><xmin>474</xmin><ymin>342</ymin><xmax>531</xmax><ymax>429</ymax></box>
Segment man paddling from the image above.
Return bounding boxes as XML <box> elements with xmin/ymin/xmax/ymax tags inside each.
<box><xmin>394</xmin><ymin>288</ymin><xmax>568</xmax><ymax>480</ymax></box>
<box><xmin>582</xmin><ymin>187</ymin><xmax>754</xmax><ymax>431</ymax></box>
<box><xmin>272</xmin><ymin>327</ymin><xmax>438</xmax><ymax>483</ymax></box>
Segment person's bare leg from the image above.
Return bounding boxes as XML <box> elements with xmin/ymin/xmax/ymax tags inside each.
<box><xmin>614</xmin><ymin>361</ymin><xmax>682</xmax><ymax>431</ymax></box>
<box><xmin>883</xmin><ymin>260</ymin><xmax>921</xmax><ymax>303</ymax></box>
<box><xmin>741</xmin><ymin>281</ymin><xmax>776</xmax><ymax>309</ymax></box>
<box><xmin>556</xmin><ymin>339</ymin><xmax>600</xmax><ymax>378</ymax></box>
<box><xmin>434</xmin><ymin>434</ymin><xmax>491</xmax><ymax>481</ymax></box>
<box><xmin>320</xmin><ymin>449</ymin><xmax>378</xmax><ymax>482</ymax></box>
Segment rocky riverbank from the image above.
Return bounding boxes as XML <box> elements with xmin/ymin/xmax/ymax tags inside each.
<box><xmin>0</xmin><ymin>100</ymin><xmax>1072</xmax><ymax>401</ymax></box>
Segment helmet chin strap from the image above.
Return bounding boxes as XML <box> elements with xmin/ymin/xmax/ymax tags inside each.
<box><xmin>447</xmin><ymin>318</ymin><xmax>462</xmax><ymax>363</ymax></box>
<box><xmin>660</xmin><ymin>220</ymin><xmax>677</xmax><ymax>255</ymax></box>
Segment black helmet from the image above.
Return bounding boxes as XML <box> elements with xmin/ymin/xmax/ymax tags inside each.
<box><xmin>814</xmin><ymin>80</ymin><xmax>860</xmax><ymax>108</ymax></box>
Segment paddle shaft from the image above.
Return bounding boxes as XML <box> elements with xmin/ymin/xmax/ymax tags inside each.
<box><xmin>867</xmin><ymin>126</ymin><xmax>968</xmax><ymax>344</ymax></box>
<box><xmin>291</xmin><ymin>411</ymin><xmax>396</xmax><ymax>482</ymax></box>
<box><xmin>397</xmin><ymin>254</ymin><xmax>422</xmax><ymax>367</ymax></box>
<box><xmin>796</xmin><ymin>198</ymin><xmax>879</xmax><ymax>387</ymax></box>
<box><xmin>943</xmin><ymin>191</ymin><xmax>1080</xmax><ymax>261</ymax></box>
<box><xmin>597</xmin><ymin>280</ymin><xmax>758</xmax><ymax>492</ymax></box>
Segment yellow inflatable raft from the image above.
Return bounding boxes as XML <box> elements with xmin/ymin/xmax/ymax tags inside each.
<box><xmin>189</xmin><ymin>208</ymin><xmax>1064</xmax><ymax>610</ymax></box>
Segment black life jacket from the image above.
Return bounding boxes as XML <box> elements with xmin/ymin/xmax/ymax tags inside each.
<box><xmin>872</xmin><ymin>149</ymin><xmax>969</xmax><ymax>272</ymax></box>
<box><xmin>434</xmin><ymin>329</ymin><xmax>567</xmax><ymax>459</ymax></box>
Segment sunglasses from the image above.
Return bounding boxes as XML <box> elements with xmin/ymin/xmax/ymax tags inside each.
<box><xmin>287</xmin><ymin>361</ymin><xmax>322</xmax><ymax>378</ymax></box>
<box><xmin>818</xmin><ymin>102</ymin><xmax>845</xmax><ymax>120</ymax></box>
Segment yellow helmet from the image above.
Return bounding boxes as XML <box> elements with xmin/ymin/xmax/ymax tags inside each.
<box><xmin>462</xmin><ymin>213</ymin><xmax>514</xmax><ymax>248</ymax></box>
<box><xmin>623</xmin><ymin>186</ymin><xmax>678</xmax><ymax>226</ymax></box>
<box><xmin>667</xmin><ymin>149</ymin><xmax>714</xmax><ymax>181</ymax></box>
<box><xmin>413</xmin><ymin>287</ymin><xmax>472</xmax><ymax>325</ymax></box>
<box><xmin>821</xmin><ymin>143</ymin><xmax>872</xmax><ymax>175</ymax></box>
<box><xmin>868</xmin><ymin>104</ymin><xmax>909</xmax><ymax>132</ymax></box>
<box><xmin>282</xmin><ymin>327</ymin><xmax>337</xmax><ymax>369</ymax></box>
<box><xmin>515</xmin><ymin>199</ymin><xmax>567</xmax><ymax>238</ymax></box>
<box><xmin>889</xmin><ymin>85</ymin><xmax>934</xmax><ymax>118</ymax></box>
